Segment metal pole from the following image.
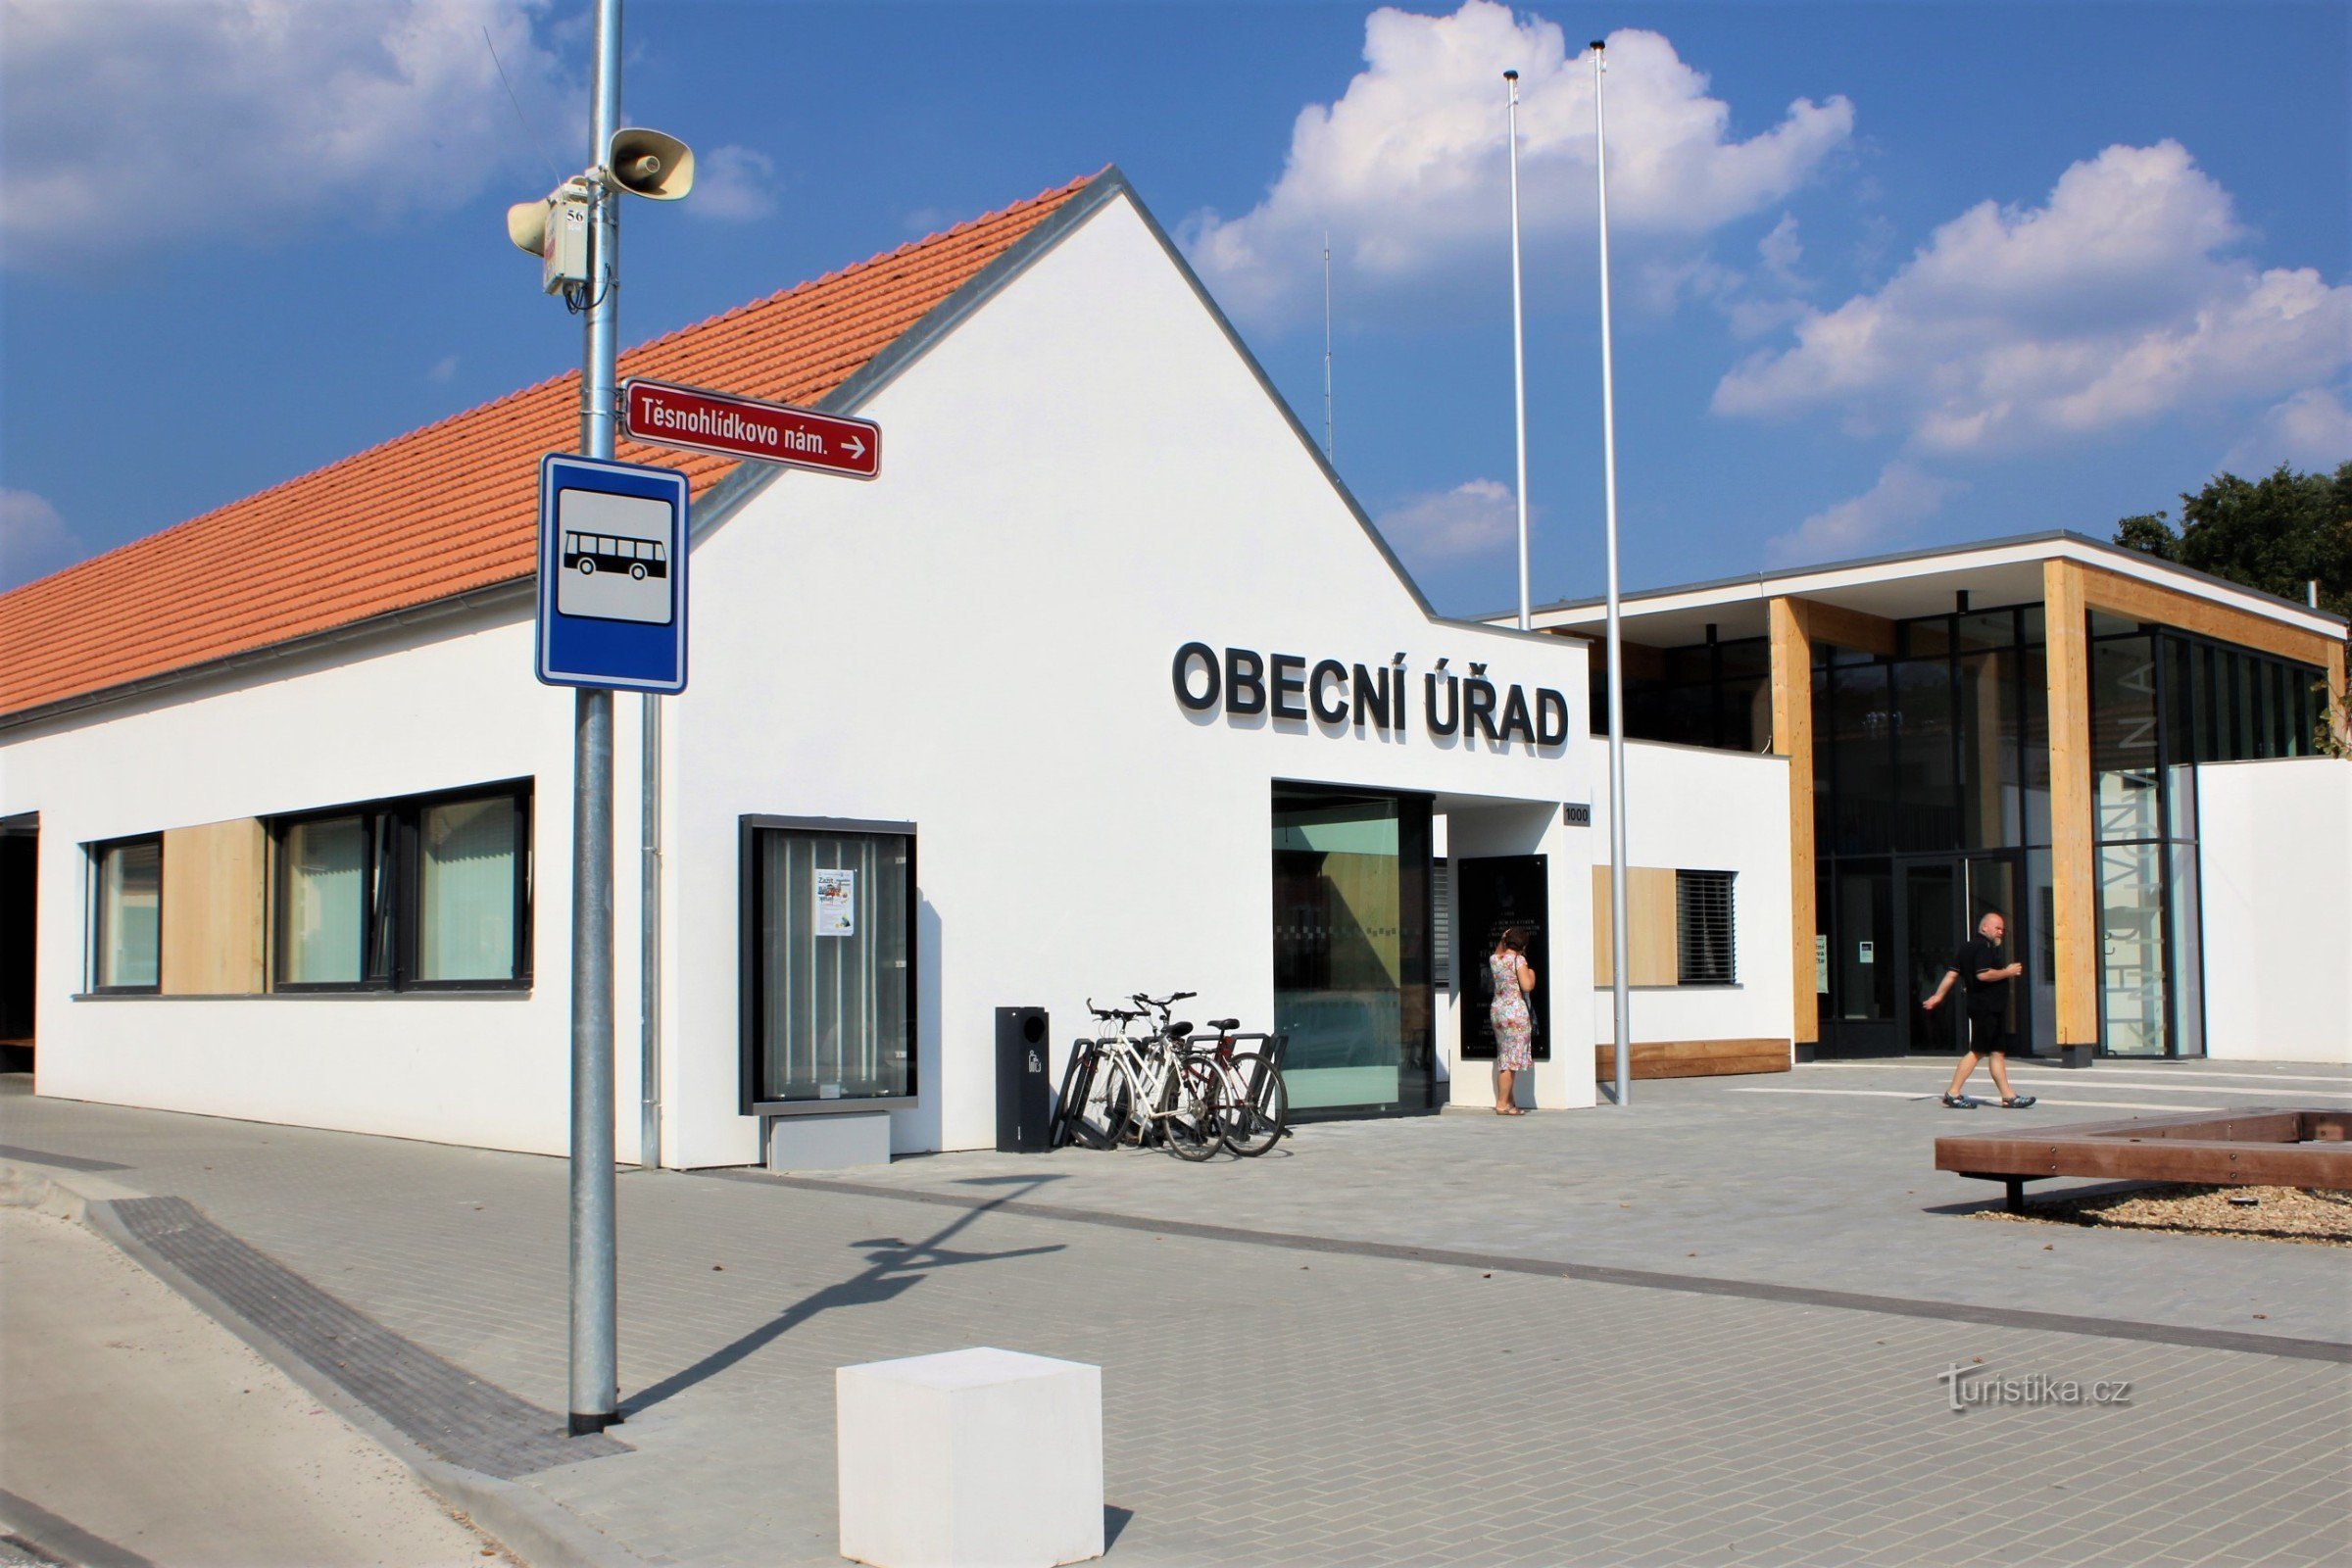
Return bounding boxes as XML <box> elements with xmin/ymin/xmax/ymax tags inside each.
<box><xmin>1505</xmin><ymin>70</ymin><xmax>1531</xmax><ymax>632</ymax></box>
<box><xmin>568</xmin><ymin>0</ymin><xmax>622</xmax><ymax>1438</ymax></box>
<box><xmin>639</xmin><ymin>692</ymin><xmax>662</xmax><ymax>1172</ymax></box>
<box><xmin>1323</xmin><ymin>229</ymin><xmax>1335</xmax><ymax>464</ymax></box>
<box><xmin>1593</xmin><ymin>38</ymin><xmax>1632</xmax><ymax>1107</ymax></box>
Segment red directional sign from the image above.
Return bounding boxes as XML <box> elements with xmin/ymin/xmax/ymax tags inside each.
<box><xmin>621</xmin><ymin>377</ymin><xmax>881</xmax><ymax>479</ymax></box>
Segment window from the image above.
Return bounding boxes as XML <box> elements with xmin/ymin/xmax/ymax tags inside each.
<box><xmin>1676</xmin><ymin>870</ymin><xmax>1736</xmax><ymax>986</ymax></box>
<box><xmin>742</xmin><ymin>819</ymin><xmax>915</xmax><ymax>1108</ymax></box>
<box><xmin>272</xmin><ymin>784</ymin><xmax>529</xmax><ymax>991</ymax></box>
<box><xmin>93</xmin><ymin>836</ymin><xmax>162</xmax><ymax>992</ymax></box>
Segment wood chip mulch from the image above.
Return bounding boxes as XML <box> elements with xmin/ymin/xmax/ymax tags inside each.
<box><xmin>1976</xmin><ymin>1184</ymin><xmax>2352</xmax><ymax>1247</ymax></box>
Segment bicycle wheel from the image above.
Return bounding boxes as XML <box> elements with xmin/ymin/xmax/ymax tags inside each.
<box><xmin>1162</xmin><ymin>1059</ymin><xmax>1225</xmax><ymax>1161</ymax></box>
<box><xmin>1102</xmin><ymin>1057</ymin><xmax>1147</xmax><ymax>1147</ymax></box>
<box><xmin>1218</xmin><ymin>1052</ymin><xmax>1289</xmax><ymax>1156</ymax></box>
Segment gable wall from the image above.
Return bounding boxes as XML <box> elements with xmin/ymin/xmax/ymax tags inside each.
<box><xmin>668</xmin><ymin>194</ymin><xmax>1600</xmax><ymax>1160</ymax></box>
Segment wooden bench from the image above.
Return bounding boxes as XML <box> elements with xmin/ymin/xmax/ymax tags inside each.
<box><xmin>1935</xmin><ymin>1107</ymin><xmax>2352</xmax><ymax>1213</ymax></box>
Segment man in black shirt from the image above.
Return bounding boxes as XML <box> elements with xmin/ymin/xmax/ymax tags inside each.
<box><xmin>1923</xmin><ymin>910</ymin><xmax>2036</xmax><ymax>1109</ymax></box>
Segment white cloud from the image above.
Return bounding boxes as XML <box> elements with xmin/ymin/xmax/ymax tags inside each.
<box><xmin>1757</xmin><ymin>213</ymin><xmax>1803</xmax><ymax>286</ymax></box>
<box><xmin>0</xmin><ymin>489</ymin><xmax>87</xmax><ymax>590</ymax></box>
<box><xmin>1377</xmin><ymin>477</ymin><xmax>1520</xmax><ymax>561</ymax></box>
<box><xmin>1768</xmin><ymin>462</ymin><xmax>1960</xmax><ymax>565</ymax></box>
<box><xmin>2223</xmin><ymin>386</ymin><xmax>2352</xmax><ymax>474</ymax></box>
<box><xmin>685</xmin><ymin>145</ymin><xmax>779</xmax><ymax>222</ymax></box>
<box><xmin>428</xmin><ymin>354</ymin><xmax>460</xmax><ymax>383</ymax></box>
<box><xmin>1181</xmin><ymin>4</ymin><xmax>1853</xmax><ymax>325</ymax></box>
<box><xmin>1</xmin><ymin>0</ymin><xmax>575</xmax><ymax>270</ymax></box>
<box><xmin>1714</xmin><ymin>141</ymin><xmax>2352</xmax><ymax>454</ymax></box>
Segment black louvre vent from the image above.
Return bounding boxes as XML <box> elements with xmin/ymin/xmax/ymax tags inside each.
<box><xmin>1676</xmin><ymin>870</ymin><xmax>1736</xmax><ymax>986</ymax></box>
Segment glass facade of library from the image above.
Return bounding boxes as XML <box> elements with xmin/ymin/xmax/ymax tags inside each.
<box><xmin>1610</xmin><ymin>599</ymin><xmax>2327</xmax><ymax>1058</ymax></box>
<box><xmin>1806</xmin><ymin>606</ymin><xmax>2057</xmax><ymax>1056</ymax></box>
<box><xmin>2086</xmin><ymin>615</ymin><xmax>2326</xmax><ymax>1055</ymax></box>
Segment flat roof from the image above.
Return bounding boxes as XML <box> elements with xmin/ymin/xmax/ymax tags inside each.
<box><xmin>1514</xmin><ymin>529</ymin><xmax>2346</xmax><ymax>648</ymax></box>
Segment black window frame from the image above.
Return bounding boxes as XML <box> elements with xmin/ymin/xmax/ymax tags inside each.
<box><xmin>270</xmin><ymin>780</ymin><xmax>533</xmax><ymax>995</ymax></box>
<box><xmin>1675</xmin><ymin>868</ymin><xmax>1738</xmax><ymax>987</ymax></box>
<box><xmin>89</xmin><ymin>833</ymin><xmax>165</xmax><ymax>995</ymax></box>
<box><xmin>738</xmin><ymin>814</ymin><xmax>921</xmax><ymax>1116</ymax></box>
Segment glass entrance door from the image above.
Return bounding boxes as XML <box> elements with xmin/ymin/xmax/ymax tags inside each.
<box><xmin>1897</xmin><ymin>861</ymin><xmax>1959</xmax><ymax>1054</ymax></box>
<box><xmin>1896</xmin><ymin>854</ymin><xmax>2022</xmax><ymax>1054</ymax></box>
<box><xmin>1271</xmin><ymin>784</ymin><xmax>1435</xmax><ymax>1117</ymax></box>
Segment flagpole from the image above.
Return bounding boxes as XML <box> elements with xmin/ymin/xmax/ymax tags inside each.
<box><xmin>1323</xmin><ymin>229</ymin><xmax>1336</xmax><ymax>463</ymax></box>
<box><xmin>1593</xmin><ymin>37</ymin><xmax>1632</xmax><ymax>1107</ymax></box>
<box><xmin>1505</xmin><ymin>70</ymin><xmax>1531</xmax><ymax>631</ymax></box>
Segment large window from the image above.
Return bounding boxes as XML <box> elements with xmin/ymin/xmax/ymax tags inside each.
<box><xmin>742</xmin><ymin>819</ymin><xmax>916</xmax><ymax>1108</ymax></box>
<box><xmin>93</xmin><ymin>836</ymin><xmax>162</xmax><ymax>992</ymax></box>
<box><xmin>1273</xmin><ymin>785</ymin><xmax>1434</xmax><ymax>1115</ymax></box>
<box><xmin>272</xmin><ymin>784</ymin><xmax>530</xmax><ymax>991</ymax></box>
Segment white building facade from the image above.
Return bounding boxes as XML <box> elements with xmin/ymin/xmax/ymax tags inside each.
<box><xmin>0</xmin><ymin>174</ymin><xmax>1794</xmax><ymax>1167</ymax></box>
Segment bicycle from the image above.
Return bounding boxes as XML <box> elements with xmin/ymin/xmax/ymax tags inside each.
<box><xmin>1061</xmin><ymin>995</ymin><xmax>1225</xmax><ymax>1160</ymax></box>
<box><xmin>1131</xmin><ymin>994</ymin><xmax>1289</xmax><ymax>1159</ymax></box>
<box><xmin>1196</xmin><ymin>1020</ymin><xmax>1291</xmax><ymax>1157</ymax></box>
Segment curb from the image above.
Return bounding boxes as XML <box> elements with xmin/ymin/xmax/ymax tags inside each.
<box><xmin>0</xmin><ymin>1160</ymin><xmax>658</xmax><ymax>1568</ymax></box>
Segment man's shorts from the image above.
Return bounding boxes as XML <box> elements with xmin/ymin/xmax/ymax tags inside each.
<box><xmin>1966</xmin><ymin>1007</ymin><xmax>2013</xmax><ymax>1055</ymax></box>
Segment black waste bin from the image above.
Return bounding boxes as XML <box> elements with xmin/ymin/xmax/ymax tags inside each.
<box><xmin>995</xmin><ymin>1006</ymin><xmax>1053</xmax><ymax>1152</ymax></box>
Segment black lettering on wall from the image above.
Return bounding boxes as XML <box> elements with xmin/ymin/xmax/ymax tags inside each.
<box><xmin>1425</xmin><ymin>672</ymin><xmax>1459</xmax><ymax>736</ymax></box>
<box><xmin>1271</xmin><ymin>655</ymin><xmax>1308</xmax><ymax>721</ymax></box>
<box><xmin>1173</xmin><ymin>642</ymin><xmax>1220</xmax><ymax>711</ymax></box>
<box><xmin>1351</xmin><ymin>663</ymin><xmax>1391</xmax><ymax>730</ymax></box>
<box><xmin>1226</xmin><ymin>648</ymin><xmax>1266</xmax><ymax>715</ymax></box>
<box><xmin>1498</xmin><ymin>685</ymin><xmax>1535</xmax><ymax>744</ymax></box>
<box><xmin>1310</xmin><ymin>660</ymin><xmax>1348</xmax><ymax>725</ymax></box>
<box><xmin>1536</xmin><ymin>687</ymin><xmax>1568</xmax><ymax>747</ymax></box>
<box><xmin>1464</xmin><ymin>678</ymin><xmax>1499</xmax><ymax>741</ymax></box>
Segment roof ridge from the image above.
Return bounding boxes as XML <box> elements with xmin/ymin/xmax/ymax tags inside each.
<box><xmin>0</xmin><ymin>169</ymin><xmax>1106</xmax><ymax>615</ymax></box>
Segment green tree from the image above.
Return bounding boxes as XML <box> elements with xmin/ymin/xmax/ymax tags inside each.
<box><xmin>2114</xmin><ymin>461</ymin><xmax>2352</xmax><ymax>620</ymax></box>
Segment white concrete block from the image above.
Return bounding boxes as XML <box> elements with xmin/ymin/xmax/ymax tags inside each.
<box><xmin>837</xmin><ymin>1347</ymin><xmax>1103</xmax><ymax>1568</ymax></box>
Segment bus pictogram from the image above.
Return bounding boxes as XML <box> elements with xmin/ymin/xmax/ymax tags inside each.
<box><xmin>564</xmin><ymin>530</ymin><xmax>669</xmax><ymax>581</ymax></box>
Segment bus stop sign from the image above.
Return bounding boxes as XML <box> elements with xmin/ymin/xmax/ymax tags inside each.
<box><xmin>536</xmin><ymin>453</ymin><xmax>689</xmax><ymax>694</ymax></box>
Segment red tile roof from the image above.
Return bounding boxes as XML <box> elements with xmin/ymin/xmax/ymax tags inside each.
<box><xmin>0</xmin><ymin>172</ymin><xmax>1100</xmax><ymax>721</ymax></box>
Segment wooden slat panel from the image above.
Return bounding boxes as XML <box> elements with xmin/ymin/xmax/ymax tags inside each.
<box><xmin>1769</xmin><ymin>597</ymin><xmax>1818</xmax><ymax>1045</ymax></box>
<box><xmin>158</xmin><ymin>818</ymin><xmax>265</xmax><ymax>996</ymax></box>
<box><xmin>1592</xmin><ymin>867</ymin><xmax>1703</xmax><ymax>987</ymax></box>
<box><xmin>2044</xmin><ymin>561</ymin><xmax>2099</xmax><ymax>1048</ymax></box>
<box><xmin>1590</xmin><ymin>1039</ymin><xmax>1791</xmax><ymax>1079</ymax></box>
<box><xmin>1630</xmin><ymin>867</ymin><xmax>1677</xmax><ymax>986</ymax></box>
<box><xmin>2075</xmin><ymin>562</ymin><xmax>2337</xmax><ymax>669</ymax></box>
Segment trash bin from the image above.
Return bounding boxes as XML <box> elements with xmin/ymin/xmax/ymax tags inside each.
<box><xmin>995</xmin><ymin>1006</ymin><xmax>1053</xmax><ymax>1152</ymax></box>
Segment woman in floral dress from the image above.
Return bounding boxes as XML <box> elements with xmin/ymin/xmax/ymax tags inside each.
<box><xmin>1489</xmin><ymin>926</ymin><xmax>1537</xmax><ymax>1115</ymax></box>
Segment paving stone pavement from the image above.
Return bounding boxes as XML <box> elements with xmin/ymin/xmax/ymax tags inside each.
<box><xmin>3</xmin><ymin>1067</ymin><xmax>2347</xmax><ymax>1568</ymax></box>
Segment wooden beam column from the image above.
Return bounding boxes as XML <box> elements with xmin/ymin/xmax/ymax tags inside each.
<box><xmin>2043</xmin><ymin>561</ymin><xmax>2099</xmax><ymax>1063</ymax></box>
<box><xmin>1767</xmin><ymin>597</ymin><xmax>1818</xmax><ymax>1049</ymax></box>
<box><xmin>2328</xmin><ymin>639</ymin><xmax>2349</xmax><ymax>753</ymax></box>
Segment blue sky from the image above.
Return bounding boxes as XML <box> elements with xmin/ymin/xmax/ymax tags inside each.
<box><xmin>3</xmin><ymin>1</ymin><xmax>2346</xmax><ymax>616</ymax></box>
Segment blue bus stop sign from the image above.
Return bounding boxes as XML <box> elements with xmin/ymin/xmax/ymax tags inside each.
<box><xmin>536</xmin><ymin>453</ymin><xmax>689</xmax><ymax>693</ymax></box>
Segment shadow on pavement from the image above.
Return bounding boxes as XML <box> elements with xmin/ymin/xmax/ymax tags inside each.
<box><xmin>622</xmin><ymin>1174</ymin><xmax>1067</xmax><ymax>1416</ymax></box>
